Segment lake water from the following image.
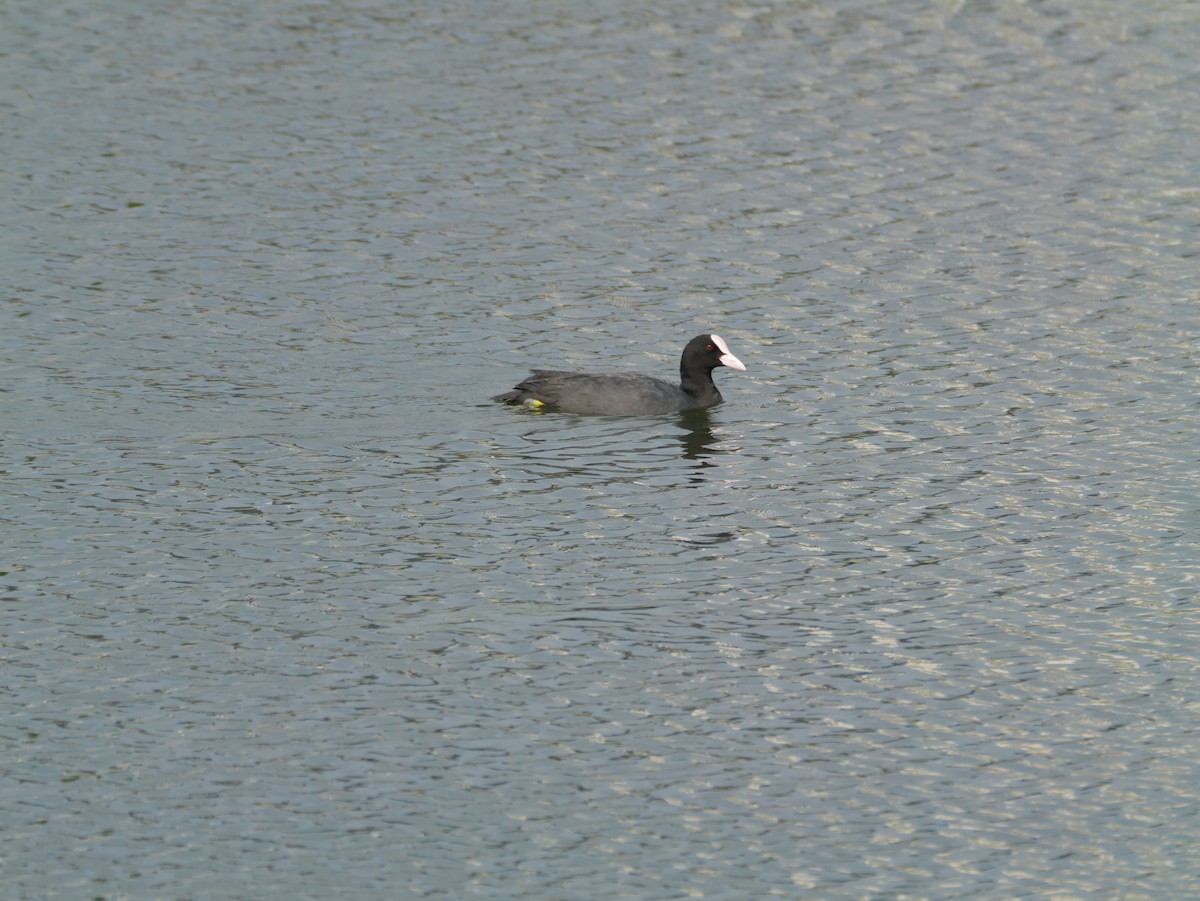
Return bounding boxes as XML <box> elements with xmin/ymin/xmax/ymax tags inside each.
<box><xmin>4</xmin><ymin>0</ymin><xmax>1199</xmax><ymax>898</ymax></box>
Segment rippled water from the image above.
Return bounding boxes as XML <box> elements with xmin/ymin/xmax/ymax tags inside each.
<box><xmin>4</xmin><ymin>0</ymin><xmax>1199</xmax><ymax>898</ymax></box>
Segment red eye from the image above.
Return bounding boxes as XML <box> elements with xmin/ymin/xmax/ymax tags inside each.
<box><xmin>706</xmin><ymin>343</ymin><xmax>714</xmax><ymax>351</ymax></box>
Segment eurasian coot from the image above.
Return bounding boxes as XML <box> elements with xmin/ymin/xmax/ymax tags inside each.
<box><xmin>492</xmin><ymin>333</ymin><xmax>746</xmax><ymax>415</ymax></box>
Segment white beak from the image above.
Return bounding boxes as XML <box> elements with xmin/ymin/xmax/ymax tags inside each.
<box><xmin>711</xmin><ymin>334</ymin><xmax>746</xmax><ymax>371</ymax></box>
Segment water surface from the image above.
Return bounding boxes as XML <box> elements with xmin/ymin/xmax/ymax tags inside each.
<box><xmin>4</xmin><ymin>1</ymin><xmax>1199</xmax><ymax>898</ymax></box>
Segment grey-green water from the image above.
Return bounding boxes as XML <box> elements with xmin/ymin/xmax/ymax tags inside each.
<box><xmin>4</xmin><ymin>1</ymin><xmax>1199</xmax><ymax>898</ymax></box>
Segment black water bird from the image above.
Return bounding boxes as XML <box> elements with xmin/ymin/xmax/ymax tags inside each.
<box><xmin>492</xmin><ymin>333</ymin><xmax>746</xmax><ymax>415</ymax></box>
